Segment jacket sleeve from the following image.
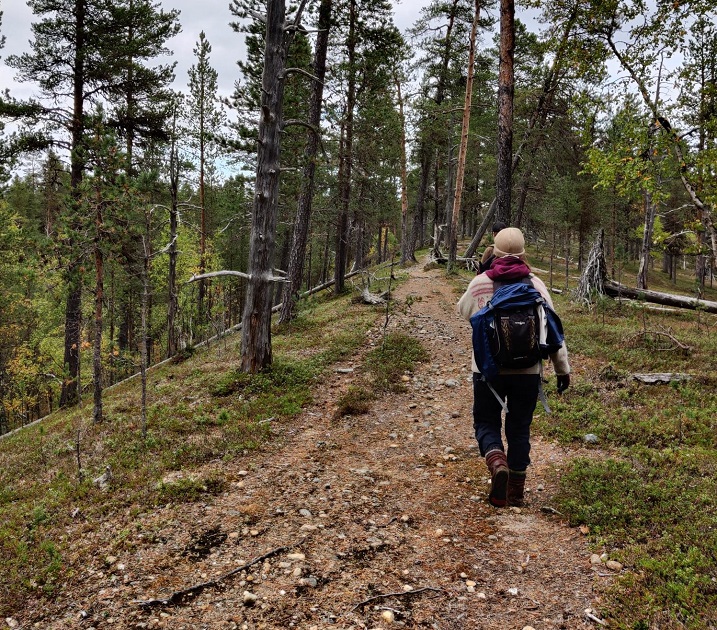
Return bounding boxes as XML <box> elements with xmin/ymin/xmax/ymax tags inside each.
<box><xmin>530</xmin><ymin>275</ymin><xmax>571</xmax><ymax>375</ymax></box>
<box><xmin>457</xmin><ymin>276</ymin><xmax>494</xmax><ymax>321</ymax></box>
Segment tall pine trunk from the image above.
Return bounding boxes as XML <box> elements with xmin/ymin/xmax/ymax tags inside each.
<box><xmin>240</xmin><ymin>0</ymin><xmax>289</xmax><ymax>372</ymax></box>
<box><xmin>92</xmin><ymin>195</ymin><xmax>104</xmax><ymax>424</ymax></box>
<box><xmin>279</xmin><ymin>0</ymin><xmax>332</xmax><ymax>323</ymax></box>
<box><xmin>167</xmin><ymin>131</ymin><xmax>180</xmax><ymax>358</ymax></box>
<box><xmin>198</xmin><ymin>96</ymin><xmax>207</xmax><ymax>319</ymax></box>
<box><xmin>334</xmin><ymin>0</ymin><xmax>357</xmax><ymax>294</ymax></box>
<box><xmin>396</xmin><ymin>74</ymin><xmax>410</xmax><ymax>265</ymax></box>
<box><xmin>60</xmin><ymin>0</ymin><xmax>86</xmax><ymax>408</ymax></box>
<box><xmin>496</xmin><ymin>0</ymin><xmax>515</xmax><ymax>224</ymax></box>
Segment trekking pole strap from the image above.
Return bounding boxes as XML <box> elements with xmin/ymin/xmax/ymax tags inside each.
<box><xmin>484</xmin><ymin>379</ymin><xmax>509</xmax><ymax>414</ymax></box>
<box><xmin>483</xmin><ymin>368</ymin><xmax>551</xmax><ymax>416</ymax></box>
<box><xmin>538</xmin><ymin>363</ymin><xmax>551</xmax><ymax>414</ymax></box>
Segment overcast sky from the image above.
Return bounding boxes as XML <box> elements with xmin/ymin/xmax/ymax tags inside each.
<box><xmin>1</xmin><ymin>0</ymin><xmax>433</xmax><ymax>102</ymax></box>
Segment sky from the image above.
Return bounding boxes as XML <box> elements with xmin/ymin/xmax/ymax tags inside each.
<box><xmin>1</xmin><ymin>0</ymin><xmax>434</xmax><ymax>103</ymax></box>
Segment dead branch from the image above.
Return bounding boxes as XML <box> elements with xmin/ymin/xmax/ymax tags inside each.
<box><xmin>282</xmin><ymin>119</ymin><xmax>320</xmax><ymax>135</ymax></box>
<box><xmin>187</xmin><ymin>270</ymin><xmax>288</xmax><ymax>284</ymax></box>
<box><xmin>584</xmin><ymin>608</ymin><xmax>608</xmax><ymax>626</ymax></box>
<box><xmin>356</xmin><ymin>287</ymin><xmax>389</xmax><ymax>304</ymax></box>
<box><xmin>281</xmin><ymin>68</ymin><xmax>323</xmax><ymax>83</ymax></box>
<box><xmin>134</xmin><ymin>544</ymin><xmax>294</xmax><ymax>609</ymax></box>
<box><xmin>623</xmin><ymin>330</ymin><xmax>692</xmax><ymax>354</ymax></box>
<box><xmin>350</xmin><ymin>586</ymin><xmax>449</xmax><ymax>612</ymax></box>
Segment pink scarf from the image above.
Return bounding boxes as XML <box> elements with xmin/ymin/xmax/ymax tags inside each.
<box><xmin>485</xmin><ymin>256</ymin><xmax>532</xmax><ymax>281</ymax></box>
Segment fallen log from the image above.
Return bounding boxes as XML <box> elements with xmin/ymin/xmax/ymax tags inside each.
<box><xmin>604</xmin><ymin>280</ymin><xmax>717</xmax><ymax>314</ymax></box>
<box><xmin>632</xmin><ymin>373</ymin><xmax>692</xmax><ymax>384</ymax></box>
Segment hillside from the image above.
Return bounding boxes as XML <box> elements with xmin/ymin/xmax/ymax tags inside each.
<box><xmin>2</xmin><ymin>258</ymin><xmax>717</xmax><ymax>629</ymax></box>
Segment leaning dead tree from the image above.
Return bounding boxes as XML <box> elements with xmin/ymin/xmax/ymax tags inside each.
<box><xmin>577</xmin><ymin>230</ymin><xmax>717</xmax><ymax>314</ymax></box>
<box><xmin>448</xmin><ymin>0</ymin><xmax>480</xmax><ymax>269</ymax></box>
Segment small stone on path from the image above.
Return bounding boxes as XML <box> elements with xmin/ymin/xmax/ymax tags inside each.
<box><xmin>286</xmin><ymin>553</ymin><xmax>306</xmax><ymax>560</ymax></box>
<box><xmin>242</xmin><ymin>591</ymin><xmax>258</xmax><ymax>606</ymax></box>
<box><xmin>381</xmin><ymin>610</ymin><xmax>395</xmax><ymax>623</ymax></box>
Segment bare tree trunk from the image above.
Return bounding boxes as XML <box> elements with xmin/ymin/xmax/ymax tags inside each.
<box><xmin>448</xmin><ymin>0</ymin><xmax>480</xmax><ymax>268</ymax></box>
<box><xmin>198</xmin><ymin>105</ymin><xmax>207</xmax><ymax>321</ymax></box>
<box><xmin>108</xmin><ymin>267</ymin><xmax>116</xmax><ymax>383</ymax></box>
<box><xmin>241</xmin><ymin>0</ymin><xmax>295</xmax><ymax>372</ymax></box>
<box><xmin>351</xmin><ymin>216</ymin><xmax>365</xmax><ymax>272</ymax></box>
<box><xmin>167</xmin><ymin>106</ymin><xmax>180</xmax><ymax>357</ymax></box>
<box><xmin>408</xmin><ymin>147</ymin><xmax>431</xmax><ymax>258</ymax></box>
<box><xmin>440</xmin><ymin>140</ymin><xmax>454</xmax><ymax>254</ymax></box>
<box><xmin>396</xmin><ymin>74</ymin><xmax>410</xmax><ymax>265</ymax></box>
<box><xmin>140</xmin><ymin>231</ymin><xmax>150</xmax><ymax>437</ymax></box>
<box><xmin>604</xmin><ymin>280</ymin><xmax>717</xmax><ymax>313</ymax></box>
<box><xmin>167</xmin><ymin>180</ymin><xmax>179</xmax><ymax>357</ymax></box>
<box><xmin>564</xmin><ymin>227</ymin><xmax>570</xmax><ymax>291</ymax></box>
<box><xmin>61</xmin><ymin>277</ymin><xmax>82</xmax><ymax>407</ymax></box>
<box><xmin>321</xmin><ymin>227</ymin><xmax>331</xmax><ymax>284</ymax></box>
<box><xmin>513</xmin><ymin>162</ymin><xmax>533</xmax><ymax>228</ymax></box>
<box><xmin>334</xmin><ymin>0</ymin><xmax>357</xmax><ymax>294</ymax></box>
<box><xmin>92</xmin><ymin>199</ymin><xmax>104</xmax><ymax>424</ymax></box>
<box><xmin>496</xmin><ymin>0</ymin><xmax>515</xmax><ymax>224</ymax></box>
<box><xmin>463</xmin><ymin>198</ymin><xmax>496</xmax><ymax>259</ymax></box>
<box><xmin>637</xmin><ymin>189</ymin><xmax>657</xmax><ymax>290</ymax></box>
<box><xmin>279</xmin><ymin>0</ymin><xmax>332</xmax><ymax>323</ymax></box>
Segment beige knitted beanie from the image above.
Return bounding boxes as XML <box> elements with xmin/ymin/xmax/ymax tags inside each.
<box><xmin>492</xmin><ymin>227</ymin><xmax>525</xmax><ymax>258</ymax></box>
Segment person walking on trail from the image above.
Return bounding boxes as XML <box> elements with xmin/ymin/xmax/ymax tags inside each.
<box><xmin>457</xmin><ymin>227</ymin><xmax>571</xmax><ymax>507</ymax></box>
<box><xmin>477</xmin><ymin>221</ymin><xmax>508</xmax><ymax>274</ymax></box>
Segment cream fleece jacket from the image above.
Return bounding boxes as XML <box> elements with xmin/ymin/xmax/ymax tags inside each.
<box><xmin>457</xmin><ymin>273</ymin><xmax>571</xmax><ymax>376</ymax></box>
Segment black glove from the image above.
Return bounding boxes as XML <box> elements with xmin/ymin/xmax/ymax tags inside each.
<box><xmin>557</xmin><ymin>374</ymin><xmax>570</xmax><ymax>394</ymax></box>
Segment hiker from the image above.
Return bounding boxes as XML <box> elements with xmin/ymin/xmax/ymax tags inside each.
<box><xmin>477</xmin><ymin>221</ymin><xmax>508</xmax><ymax>273</ymax></box>
<box><xmin>457</xmin><ymin>227</ymin><xmax>571</xmax><ymax>507</ymax></box>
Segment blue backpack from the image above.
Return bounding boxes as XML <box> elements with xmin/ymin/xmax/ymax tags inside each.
<box><xmin>470</xmin><ymin>279</ymin><xmax>564</xmax><ymax>381</ymax></box>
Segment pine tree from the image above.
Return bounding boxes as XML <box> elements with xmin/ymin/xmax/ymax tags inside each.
<box><xmin>109</xmin><ymin>0</ymin><xmax>180</xmax><ymax>175</ymax></box>
<box><xmin>187</xmin><ymin>31</ymin><xmax>226</xmax><ymax>319</ymax></box>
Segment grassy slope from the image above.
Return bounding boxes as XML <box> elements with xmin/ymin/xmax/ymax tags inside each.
<box><xmin>0</xmin><ymin>280</ymin><xmax>402</xmax><ymax>617</ymax></box>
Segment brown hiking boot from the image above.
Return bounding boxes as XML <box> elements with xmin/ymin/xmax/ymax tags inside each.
<box><xmin>507</xmin><ymin>470</ymin><xmax>527</xmax><ymax>507</ymax></box>
<box><xmin>485</xmin><ymin>449</ymin><xmax>509</xmax><ymax>507</ymax></box>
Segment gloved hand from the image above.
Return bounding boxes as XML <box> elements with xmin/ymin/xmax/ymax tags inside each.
<box><xmin>556</xmin><ymin>374</ymin><xmax>570</xmax><ymax>394</ymax></box>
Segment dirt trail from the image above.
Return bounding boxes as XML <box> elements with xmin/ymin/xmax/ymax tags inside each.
<box><xmin>30</xmin><ymin>262</ymin><xmax>608</xmax><ymax>630</ymax></box>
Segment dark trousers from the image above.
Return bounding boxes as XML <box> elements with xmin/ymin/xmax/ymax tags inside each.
<box><xmin>472</xmin><ymin>372</ymin><xmax>540</xmax><ymax>472</ymax></box>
